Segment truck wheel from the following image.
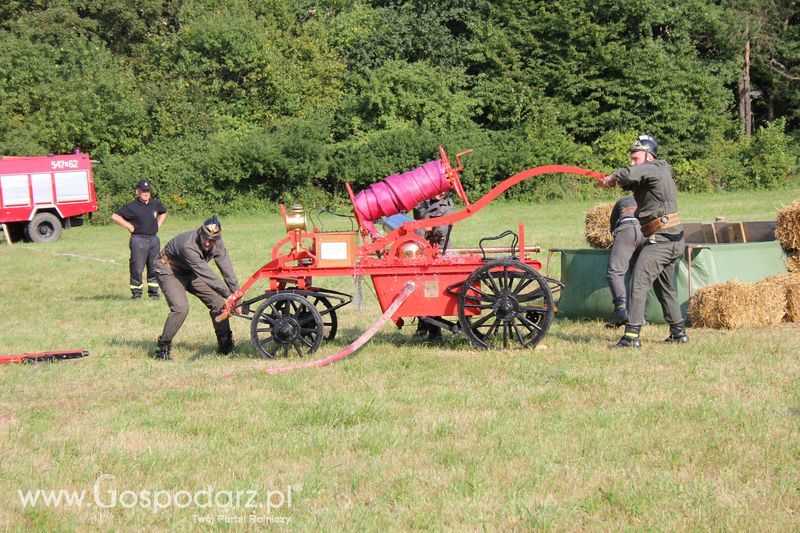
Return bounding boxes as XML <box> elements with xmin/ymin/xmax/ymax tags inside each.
<box><xmin>25</xmin><ymin>213</ymin><xmax>62</xmax><ymax>243</ymax></box>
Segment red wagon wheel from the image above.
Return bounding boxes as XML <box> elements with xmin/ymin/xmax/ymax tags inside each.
<box><xmin>251</xmin><ymin>293</ymin><xmax>324</xmax><ymax>359</ymax></box>
<box><xmin>457</xmin><ymin>259</ymin><xmax>554</xmax><ymax>349</ymax></box>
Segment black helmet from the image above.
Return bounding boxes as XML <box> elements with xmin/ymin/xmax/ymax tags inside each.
<box><xmin>200</xmin><ymin>214</ymin><xmax>222</xmax><ymax>240</ymax></box>
<box><xmin>629</xmin><ymin>134</ymin><xmax>658</xmax><ymax>158</ymax></box>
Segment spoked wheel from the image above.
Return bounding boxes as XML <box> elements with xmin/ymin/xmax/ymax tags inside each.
<box><xmin>457</xmin><ymin>258</ymin><xmax>554</xmax><ymax>349</ymax></box>
<box><xmin>308</xmin><ymin>295</ymin><xmax>338</xmax><ymax>341</ymax></box>
<box><xmin>250</xmin><ymin>293</ymin><xmax>324</xmax><ymax>359</ymax></box>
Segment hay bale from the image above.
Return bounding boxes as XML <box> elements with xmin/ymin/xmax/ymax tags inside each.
<box><xmin>786</xmin><ymin>250</ymin><xmax>800</xmax><ymax>273</ymax></box>
<box><xmin>786</xmin><ymin>281</ymin><xmax>800</xmax><ymax>323</ymax></box>
<box><xmin>688</xmin><ymin>279</ymin><xmax>785</xmax><ymax>329</ymax></box>
<box><xmin>585</xmin><ymin>202</ymin><xmax>614</xmax><ymax>249</ymax></box>
<box><xmin>775</xmin><ymin>199</ymin><xmax>800</xmax><ymax>251</ymax></box>
<box><xmin>688</xmin><ymin>281</ymin><xmax>753</xmax><ymax>329</ymax></box>
<box><xmin>764</xmin><ymin>273</ymin><xmax>800</xmax><ymax>323</ymax></box>
<box><xmin>753</xmin><ymin>279</ymin><xmax>788</xmax><ymax>326</ymax></box>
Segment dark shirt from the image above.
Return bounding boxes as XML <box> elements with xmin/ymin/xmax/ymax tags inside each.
<box><xmin>163</xmin><ymin>229</ymin><xmax>239</xmax><ymax>297</ymax></box>
<box><xmin>413</xmin><ymin>195</ymin><xmax>456</xmax><ymax>245</ymax></box>
<box><xmin>413</xmin><ymin>196</ymin><xmax>456</xmax><ymax>220</ymax></box>
<box><xmin>114</xmin><ymin>198</ymin><xmax>167</xmax><ymax>235</ymax></box>
<box><xmin>609</xmin><ymin>197</ymin><xmax>637</xmax><ymax>232</ymax></box>
<box><xmin>616</xmin><ymin>160</ymin><xmax>682</xmax><ymax>236</ymax></box>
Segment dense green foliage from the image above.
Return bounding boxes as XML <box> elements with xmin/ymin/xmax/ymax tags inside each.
<box><xmin>1</xmin><ymin>0</ymin><xmax>798</xmax><ymax>212</ymax></box>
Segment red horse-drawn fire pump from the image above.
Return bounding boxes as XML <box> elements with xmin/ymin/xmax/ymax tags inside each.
<box><xmin>222</xmin><ymin>147</ymin><xmax>603</xmax><ymax>360</ymax></box>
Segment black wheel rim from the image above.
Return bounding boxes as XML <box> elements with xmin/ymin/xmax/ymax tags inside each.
<box><xmin>38</xmin><ymin>222</ymin><xmax>55</xmax><ymax>239</ymax></box>
<box><xmin>310</xmin><ymin>296</ymin><xmax>338</xmax><ymax>341</ymax></box>
<box><xmin>251</xmin><ymin>294</ymin><xmax>323</xmax><ymax>358</ymax></box>
<box><xmin>458</xmin><ymin>259</ymin><xmax>554</xmax><ymax>349</ymax></box>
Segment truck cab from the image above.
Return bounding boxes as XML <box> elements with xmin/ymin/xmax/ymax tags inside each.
<box><xmin>0</xmin><ymin>154</ymin><xmax>98</xmax><ymax>243</ymax></box>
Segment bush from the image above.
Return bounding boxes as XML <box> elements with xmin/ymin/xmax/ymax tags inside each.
<box><xmin>672</xmin><ymin>158</ymin><xmax>713</xmax><ymax>192</ymax></box>
<box><xmin>749</xmin><ymin>119</ymin><xmax>797</xmax><ymax>189</ymax></box>
<box><xmin>705</xmin><ymin>134</ymin><xmax>750</xmax><ymax>190</ymax></box>
<box><xmin>591</xmin><ymin>129</ymin><xmax>640</xmax><ymax>172</ymax></box>
<box><xmin>329</xmin><ymin>126</ymin><xmax>439</xmax><ymax>192</ymax></box>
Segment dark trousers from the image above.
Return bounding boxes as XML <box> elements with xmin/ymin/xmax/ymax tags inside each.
<box><xmin>156</xmin><ymin>261</ymin><xmax>231</xmax><ymax>343</ymax></box>
<box><xmin>606</xmin><ymin>221</ymin><xmax>644</xmax><ymax>304</ymax></box>
<box><xmin>628</xmin><ymin>236</ymin><xmax>686</xmax><ymax>326</ymax></box>
<box><xmin>129</xmin><ymin>234</ymin><xmax>160</xmax><ymax>296</ymax></box>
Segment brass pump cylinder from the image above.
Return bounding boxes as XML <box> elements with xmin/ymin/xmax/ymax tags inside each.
<box><xmin>285</xmin><ymin>204</ymin><xmax>307</xmax><ymax>232</ymax></box>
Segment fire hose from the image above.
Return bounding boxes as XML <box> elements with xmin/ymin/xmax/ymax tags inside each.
<box><xmin>266</xmin><ymin>281</ymin><xmax>416</xmax><ymax>374</ymax></box>
<box><xmin>0</xmin><ymin>350</ymin><xmax>89</xmax><ymax>364</ymax></box>
<box><xmin>221</xmin><ymin>281</ymin><xmax>416</xmax><ymax>379</ymax></box>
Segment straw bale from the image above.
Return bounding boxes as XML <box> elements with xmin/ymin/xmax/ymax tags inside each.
<box><xmin>786</xmin><ymin>281</ymin><xmax>800</xmax><ymax>323</ymax></box>
<box><xmin>688</xmin><ymin>281</ymin><xmax>752</xmax><ymax>329</ymax></box>
<box><xmin>764</xmin><ymin>273</ymin><xmax>800</xmax><ymax>323</ymax></box>
<box><xmin>786</xmin><ymin>250</ymin><xmax>800</xmax><ymax>273</ymax></box>
<box><xmin>775</xmin><ymin>199</ymin><xmax>800</xmax><ymax>251</ymax></box>
<box><xmin>753</xmin><ymin>279</ymin><xmax>788</xmax><ymax>326</ymax></box>
<box><xmin>585</xmin><ymin>202</ymin><xmax>614</xmax><ymax>249</ymax></box>
<box><xmin>688</xmin><ymin>279</ymin><xmax>785</xmax><ymax>329</ymax></box>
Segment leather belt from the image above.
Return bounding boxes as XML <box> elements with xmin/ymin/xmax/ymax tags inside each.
<box><xmin>641</xmin><ymin>212</ymin><xmax>681</xmax><ymax>237</ymax></box>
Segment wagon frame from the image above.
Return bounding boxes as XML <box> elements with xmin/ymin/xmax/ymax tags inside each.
<box><xmin>222</xmin><ymin>147</ymin><xmax>604</xmax><ymax>359</ymax></box>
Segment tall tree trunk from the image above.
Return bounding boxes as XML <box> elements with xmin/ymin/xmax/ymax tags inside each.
<box><xmin>768</xmin><ymin>93</ymin><xmax>774</xmax><ymax>121</ymax></box>
<box><xmin>741</xmin><ymin>37</ymin><xmax>752</xmax><ymax>136</ymax></box>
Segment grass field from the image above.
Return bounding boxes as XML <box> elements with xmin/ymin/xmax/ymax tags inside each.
<box><xmin>2</xmin><ymin>188</ymin><xmax>799</xmax><ymax>530</ymax></box>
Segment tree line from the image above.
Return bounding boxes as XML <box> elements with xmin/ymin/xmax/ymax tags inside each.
<box><xmin>1</xmin><ymin>0</ymin><xmax>798</xmax><ymax>215</ymax></box>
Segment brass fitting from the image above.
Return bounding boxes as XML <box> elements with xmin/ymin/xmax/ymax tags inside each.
<box><xmin>285</xmin><ymin>204</ymin><xmax>307</xmax><ymax>232</ymax></box>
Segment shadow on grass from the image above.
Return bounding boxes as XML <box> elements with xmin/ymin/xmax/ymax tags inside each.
<box><xmin>547</xmin><ymin>331</ymin><xmax>599</xmax><ymax>344</ymax></box>
<box><xmin>329</xmin><ymin>325</ymin><xmax>470</xmax><ymax>350</ymax></box>
<box><xmin>332</xmin><ymin>324</ymin><xmax>605</xmax><ymax>350</ymax></box>
<box><xmin>108</xmin><ymin>337</ymin><xmax>262</xmax><ymax>360</ymax></box>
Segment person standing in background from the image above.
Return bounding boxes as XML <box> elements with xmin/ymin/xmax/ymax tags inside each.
<box><xmin>111</xmin><ymin>179</ymin><xmax>168</xmax><ymax>300</ymax></box>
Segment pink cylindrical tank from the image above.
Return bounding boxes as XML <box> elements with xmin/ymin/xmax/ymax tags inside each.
<box><xmin>353</xmin><ymin>159</ymin><xmax>450</xmax><ymax>222</ymax></box>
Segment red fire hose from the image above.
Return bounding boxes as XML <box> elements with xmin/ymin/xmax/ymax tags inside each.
<box><xmin>0</xmin><ymin>350</ymin><xmax>89</xmax><ymax>364</ymax></box>
<box><xmin>266</xmin><ymin>281</ymin><xmax>416</xmax><ymax>375</ymax></box>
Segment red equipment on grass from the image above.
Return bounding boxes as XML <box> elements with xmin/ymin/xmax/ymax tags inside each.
<box><xmin>0</xmin><ymin>154</ymin><xmax>98</xmax><ymax>243</ymax></box>
<box><xmin>0</xmin><ymin>350</ymin><xmax>89</xmax><ymax>364</ymax></box>
<box><xmin>222</xmin><ymin>147</ymin><xmax>604</xmax><ymax>359</ymax></box>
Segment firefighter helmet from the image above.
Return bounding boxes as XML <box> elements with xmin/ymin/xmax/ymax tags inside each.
<box><xmin>629</xmin><ymin>135</ymin><xmax>658</xmax><ymax>158</ymax></box>
<box><xmin>201</xmin><ymin>214</ymin><xmax>222</xmax><ymax>240</ymax></box>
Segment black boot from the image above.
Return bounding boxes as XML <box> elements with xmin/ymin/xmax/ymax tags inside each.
<box><xmin>217</xmin><ymin>331</ymin><xmax>235</xmax><ymax>355</ymax></box>
<box><xmin>664</xmin><ymin>321</ymin><xmax>689</xmax><ymax>343</ymax></box>
<box><xmin>613</xmin><ymin>324</ymin><xmax>642</xmax><ymax>348</ymax></box>
<box><xmin>414</xmin><ymin>319</ymin><xmax>430</xmax><ymax>338</ymax></box>
<box><xmin>153</xmin><ymin>336</ymin><xmax>172</xmax><ymax>360</ymax></box>
<box><xmin>427</xmin><ymin>324</ymin><xmax>443</xmax><ymax>341</ymax></box>
<box><xmin>605</xmin><ymin>297</ymin><xmax>628</xmax><ymax>328</ymax></box>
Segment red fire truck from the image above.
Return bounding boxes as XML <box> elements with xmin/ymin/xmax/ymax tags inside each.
<box><xmin>0</xmin><ymin>154</ymin><xmax>98</xmax><ymax>243</ymax></box>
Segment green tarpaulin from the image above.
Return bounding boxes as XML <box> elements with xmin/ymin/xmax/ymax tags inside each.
<box><xmin>556</xmin><ymin>240</ymin><xmax>788</xmax><ymax>323</ymax></box>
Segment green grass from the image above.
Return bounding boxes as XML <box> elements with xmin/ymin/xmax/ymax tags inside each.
<box><xmin>2</xmin><ymin>188</ymin><xmax>800</xmax><ymax>530</ymax></box>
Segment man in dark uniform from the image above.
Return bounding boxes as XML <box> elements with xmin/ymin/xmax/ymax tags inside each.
<box><xmin>414</xmin><ymin>191</ymin><xmax>455</xmax><ymax>247</ymax></box>
<box><xmin>413</xmin><ymin>191</ymin><xmax>456</xmax><ymax>340</ymax></box>
<box><xmin>111</xmin><ymin>179</ymin><xmax>168</xmax><ymax>299</ymax></box>
<box><xmin>153</xmin><ymin>215</ymin><xmax>241</xmax><ymax>360</ymax></box>
<box><xmin>600</xmin><ymin>135</ymin><xmax>688</xmax><ymax>347</ymax></box>
<box><xmin>605</xmin><ymin>195</ymin><xmax>643</xmax><ymax>328</ymax></box>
